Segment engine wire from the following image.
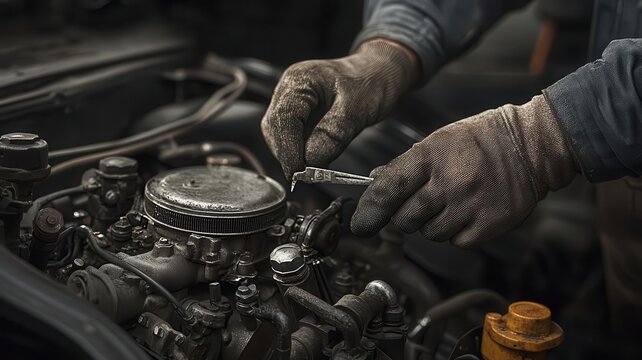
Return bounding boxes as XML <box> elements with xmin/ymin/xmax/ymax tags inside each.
<box><xmin>50</xmin><ymin>55</ymin><xmax>248</xmax><ymax>176</ymax></box>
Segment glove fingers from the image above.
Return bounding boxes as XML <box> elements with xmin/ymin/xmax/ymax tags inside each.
<box><xmin>450</xmin><ymin>220</ymin><xmax>493</xmax><ymax>248</ymax></box>
<box><xmin>351</xmin><ymin>147</ymin><xmax>431</xmax><ymax>237</ymax></box>
<box><xmin>419</xmin><ymin>207</ymin><xmax>468</xmax><ymax>243</ymax></box>
<box><xmin>304</xmin><ymin>103</ymin><xmax>361</xmax><ymax>167</ymax></box>
<box><xmin>261</xmin><ymin>67</ymin><xmax>324</xmax><ymax>179</ymax></box>
<box><xmin>391</xmin><ymin>182</ymin><xmax>444</xmax><ymax>233</ymax></box>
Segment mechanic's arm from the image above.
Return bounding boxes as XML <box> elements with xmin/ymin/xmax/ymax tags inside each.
<box><xmin>261</xmin><ymin>0</ymin><xmax>530</xmax><ymax>179</ymax></box>
<box><xmin>351</xmin><ymin>39</ymin><xmax>642</xmax><ymax>246</ymax></box>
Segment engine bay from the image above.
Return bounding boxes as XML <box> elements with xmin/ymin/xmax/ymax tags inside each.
<box><xmin>0</xmin><ymin>2</ymin><xmax>628</xmax><ymax>359</ymax></box>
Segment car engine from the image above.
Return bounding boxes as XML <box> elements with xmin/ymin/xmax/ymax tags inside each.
<box><xmin>0</xmin><ymin>2</ymin><xmax>619</xmax><ymax>359</ymax></box>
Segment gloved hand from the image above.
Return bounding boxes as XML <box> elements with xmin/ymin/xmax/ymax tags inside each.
<box><xmin>261</xmin><ymin>39</ymin><xmax>420</xmax><ymax>179</ymax></box>
<box><xmin>351</xmin><ymin>95</ymin><xmax>579</xmax><ymax>247</ymax></box>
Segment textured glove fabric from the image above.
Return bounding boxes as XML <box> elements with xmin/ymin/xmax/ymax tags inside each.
<box><xmin>261</xmin><ymin>40</ymin><xmax>419</xmax><ymax>179</ymax></box>
<box><xmin>351</xmin><ymin>95</ymin><xmax>578</xmax><ymax>247</ymax></box>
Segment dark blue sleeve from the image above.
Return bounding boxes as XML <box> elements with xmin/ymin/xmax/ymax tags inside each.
<box><xmin>543</xmin><ymin>39</ymin><xmax>642</xmax><ymax>182</ymax></box>
<box><xmin>353</xmin><ymin>0</ymin><xmax>530</xmax><ymax>82</ymax></box>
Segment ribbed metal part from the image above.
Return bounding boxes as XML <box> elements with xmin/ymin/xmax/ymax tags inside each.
<box><xmin>144</xmin><ymin>166</ymin><xmax>286</xmax><ymax>235</ymax></box>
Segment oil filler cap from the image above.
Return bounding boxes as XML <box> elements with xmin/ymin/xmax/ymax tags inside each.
<box><xmin>481</xmin><ymin>301</ymin><xmax>563</xmax><ymax>359</ymax></box>
<box><xmin>144</xmin><ymin>166</ymin><xmax>286</xmax><ymax>235</ymax></box>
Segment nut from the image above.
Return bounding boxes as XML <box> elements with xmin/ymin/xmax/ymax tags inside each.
<box><xmin>235</xmin><ymin>284</ymin><xmax>258</xmax><ymax>303</ymax></box>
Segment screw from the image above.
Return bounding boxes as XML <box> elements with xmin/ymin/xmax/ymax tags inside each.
<box><xmin>158</xmin><ymin>237</ymin><xmax>170</xmax><ymax>245</ymax></box>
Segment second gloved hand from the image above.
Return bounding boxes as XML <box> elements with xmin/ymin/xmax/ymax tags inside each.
<box><xmin>261</xmin><ymin>39</ymin><xmax>419</xmax><ymax>179</ymax></box>
<box><xmin>351</xmin><ymin>95</ymin><xmax>579</xmax><ymax>247</ymax></box>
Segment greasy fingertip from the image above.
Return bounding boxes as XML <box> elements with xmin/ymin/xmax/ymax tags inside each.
<box><xmin>350</xmin><ymin>210</ymin><xmax>382</xmax><ymax>237</ymax></box>
<box><xmin>304</xmin><ymin>132</ymin><xmax>341</xmax><ymax>168</ymax></box>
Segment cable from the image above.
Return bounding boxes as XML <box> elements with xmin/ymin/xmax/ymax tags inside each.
<box><xmin>22</xmin><ymin>185</ymin><xmax>86</xmax><ymax>228</ymax></box>
<box><xmin>50</xmin><ymin>55</ymin><xmax>247</xmax><ymax>176</ymax></box>
<box><xmin>77</xmin><ymin>225</ymin><xmax>194</xmax><ymax>323</ymax></box>
<box><xmin>408</xmin><ymin>289</ymin><xmax>508</xmax><ymax>343</ymax></box>
<box><xmin>47</xmin><ymin>226</ymin><xmax>79</xmax><ymax>269</ymax></box>
<box><xmin>158</xmin><ymin>141</ymin><xmax>266</xmax><ymax>176</ymax></box>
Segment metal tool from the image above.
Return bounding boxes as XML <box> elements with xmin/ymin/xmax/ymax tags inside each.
<box><xmin>291</xmin><ymin>167</ymin><xmax>373</xmax><ymax>191</ymax></box>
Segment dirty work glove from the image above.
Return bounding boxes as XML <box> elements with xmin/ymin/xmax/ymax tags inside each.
<box><xmin>351</xmin><ymin>95</ymin><xmax>578</xmax><ymax>247</ymax></box>
<box><xmin>261</xmin><ymin>39</ymin><xmax>420</xmax><ymax>179</ymax></box>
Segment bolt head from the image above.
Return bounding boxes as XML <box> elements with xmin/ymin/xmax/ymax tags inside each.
<box><xmin>98</xmin><ymin>156</ymin><xmax>138</xmax><ymax>175</ymax></box>
<box><xmin>270</xmin><ymin>243</ymin><xmax>305</xmax><ymax>275</ymax></box>
<box><xmin>235</xmin><ymin>284</ymin><xmax>258</xmax><ymax>302</ymax></box>
<box><xmin>1</xmin><ymin>132</ymin><xmax>39</xmax><ymax>145</ymax></box>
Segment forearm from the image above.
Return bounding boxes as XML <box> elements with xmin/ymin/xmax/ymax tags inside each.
<box><xmin>354</xmin><ymin>0</ymin><xmax>531</xmax><ymax>83</ymax></box>
<box><xmin>543</xmin><ymin>39</ymin><xmax>642</xmax><ymax>182</ymax></box>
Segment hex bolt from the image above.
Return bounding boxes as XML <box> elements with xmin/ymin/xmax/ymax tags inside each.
<box><xmin>98</xmin><ymin>156</ymin><xmax>138</xmax><ymax>176</ymax></box>
<box><xmin>235</xmin><ymin>284</ymin><xmax>259</xmax><ymax>330</ymax></box>
<box><xmin>270</xmin><ymin>243</ymin><xmax>305</xmax><ymax>275</ymax></box>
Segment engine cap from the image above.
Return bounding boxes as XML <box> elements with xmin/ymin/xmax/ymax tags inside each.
<box><xmin>144</xmin><ymin>166</ymin><xmax>286</xmax><ymax>235</ymax></box>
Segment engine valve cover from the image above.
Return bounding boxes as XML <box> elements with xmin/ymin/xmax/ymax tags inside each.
<box><xmin>144</xmin><ymin>166</ymin><xmax>286</xmax><ymax>235</ymax></box>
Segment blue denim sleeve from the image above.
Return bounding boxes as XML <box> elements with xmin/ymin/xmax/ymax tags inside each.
<box><xmin>353</xmin><ymin>0</ymin><xmax>530</xmax><ymax>83</ymax></box>
<box><xmin>543</xmin><ymin>39</ymin><xmax>642</xmax><ymax>182</ymax></box>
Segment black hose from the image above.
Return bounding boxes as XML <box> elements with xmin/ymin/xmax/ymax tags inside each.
<box><xmin>252</xmin><ymin>305</ymin><xmax>292</xmax><ymax>360</ymax></box>
<box><xmin>158</xmin><ymin>141</ymin><xmax>266</xmax><ymax>176</ymax></box>
<box><xmin>285</xmin><ymin>286</ymin><xmax>361</xmax><ymax>351</ymax></box>
<box><xmin>50</xmin><ymin>56</ymin><xmax>247</xmax><ymax>176</ymax></box>
<box><xmin>408</xmin><ymin>289</ymin><xmax>508</xmax><ymax>343</ymax></box>
<box><xmin>77</xmin><ymin>225</ymin><xmax>194</xmax><ymax>323</ymax></box>
<box><xmin>23</xmin><ymin>185</ymin><xmax>85</xmax><ymax>227</ymax></box>
<box><xmin>47</xmin><ymin>228</ymin><xmax>81</xmax><ymax>269</ymax></box>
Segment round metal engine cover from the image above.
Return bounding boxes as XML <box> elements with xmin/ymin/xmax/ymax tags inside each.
<box><xmin>144</xmin><ymin>166</ymin><xmax>286</xmax><ymax>235</ymax></box>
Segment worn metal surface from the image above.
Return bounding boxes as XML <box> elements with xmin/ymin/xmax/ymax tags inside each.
<box><xmin>291</xmin><ymin>167</ymin><xmax>373</xmax><ymax>191</ymax></box>
<box><xmin>144</xmin><ymin>166</ymin><xmax>286</xmax><ymax>235</ymax></box>
<box><xmin>481</xmin><ymin>301</ymin><xmax>563</xmax><ymax>360</ymax></box>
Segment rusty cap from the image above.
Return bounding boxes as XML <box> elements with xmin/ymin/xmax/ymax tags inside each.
<box><xmin>506</xmin><ymin>301</ymin><xmax>551</xmax><ymax>336</ymax></box>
